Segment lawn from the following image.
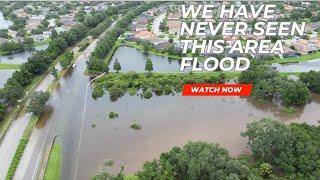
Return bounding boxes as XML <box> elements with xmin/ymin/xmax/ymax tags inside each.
<box><xmin>0</xmin><ymin>63</ymin><xmax>20</xmax><ymax>70</ymax></box>
<box><xmin>44</xmin><ymin>143</ymin><xmax>61</xmax><ymax>180</ymax></box>
<box><xmin>268</xmin><ymin>51</ymin><xmax>320</xmax><ymax>64</ymax></box>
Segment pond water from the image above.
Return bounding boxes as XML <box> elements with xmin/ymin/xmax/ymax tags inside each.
<box><xmin>76</xmin><ymin>92</ymin><xmax>320</xmax><ymax>179</ymax></box>
<box><xmin>0</xmin><ymin>70</ymin><xmax>15</xmax><ymax>88</ymax></box>
<box><xmin>272</xmin><ymin>59</ymin><xmax>320</xmax><ymax>72</ymax></box>
<box><xmin>0</xmin><ymin>12</ymin><xmax>13</xmax><ymax>30</ymax></box>
<box><xmin>109</xmin><ymin>46</ymin><xmax>191</xmax><ymax>72</ymax></box>
<box><xmin>0</xmin><ymin>44</ymin><xmax>48</xmax><ymax>64</ymax></box>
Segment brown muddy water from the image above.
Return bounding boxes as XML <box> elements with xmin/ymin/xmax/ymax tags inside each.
<box><xmin>76</xmin><ymin>91</ymin><xmax>320</xmax><ymax>179</ymax></box>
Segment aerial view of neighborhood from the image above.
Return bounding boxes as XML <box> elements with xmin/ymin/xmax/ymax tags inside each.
<box><xmin>0</xmin><ymin>1</ymin><xmax>320</xmax><ymax>180</ymax></box>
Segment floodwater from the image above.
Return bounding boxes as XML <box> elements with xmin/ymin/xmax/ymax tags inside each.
<box><xmin>109</xmin><ymin>46</ymin><xmax>184</xmax><ymax>72</ymax></box>
<box><xmin>0</xmin><ymin>69</ymin><xmax>14</xmax><ymax>88</ymax></box>
<box><xmin>272</xmin><ymin>59</ymin><xmax>320</xmax><ymax>72</ymax></box>
<box><xmin>0</xmin><ymin>44</ymin><xmax>48</xmax><ymax>64</ymax></box>
<box><xmin>21</xmin><ymin>44</ymin><xmax>320</xmax><ymax>180</ymax></box>
<box><xmin>0</xmin><ymin>12</ymin><xmax>13</xmax><ymax>29</ymax></box>
<box><xmin>75</xmin><ymin>89</ymin><xmax>320</xmax><ymax>179</ymax></box>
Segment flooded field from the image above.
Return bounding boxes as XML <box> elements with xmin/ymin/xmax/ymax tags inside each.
<box><xmin>0</xmin><ymin>69</ymin><xmax>14</xmax><ymax>88</ymax></box>
<box><xmin>76</xmin><ymin>91</ymin><xmax>320</xmax><ymax>179</ymax></box>
<box><xmin>23</xmin><ymin>44</ymin><xmax>320</xmax><ymax>180</ymax></box>
<box><xmin>0</xmin><ymin>44</ymin><xmax>48</xmax><ymax>64</ymax></box>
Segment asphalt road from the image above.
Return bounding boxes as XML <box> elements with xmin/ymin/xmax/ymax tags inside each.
<box><xmin>9</xmin><ymin>21</ymin><xmax>116</xmax><ymax>180</ymax></box>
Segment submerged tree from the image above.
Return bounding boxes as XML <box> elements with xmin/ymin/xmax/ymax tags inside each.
<box><xmin>113</xmin><ymin>58</ymin><xmax>121</xmax><ymax>73</ymax></box>
<box><xmin>145</xmin><ymin>58</ymin><xmax>153</xmax><ymax>73</ymax></box>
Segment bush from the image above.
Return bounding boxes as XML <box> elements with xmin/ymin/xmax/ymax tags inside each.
<box><xmin>130</xmin><ymin>122</ymin><xmax>141</xmax><ymax>130</ymax></box>
<box><xmin>92</xmin><ymin>85</ymin><xmax>104</xmax><ymax>99</ymax></box>
<box><xmin>109</xmin><ymin>112</ymin><xmax>118</xmax><ymax>119</ymax></box>
<box><xmin>299</xmin><ymin>70</ymin><xmax>320</xmax><ymax>94</ymax></box>
<box><xmin>143</xmin><ymin>89</ymin><xmax>153</xmax><ymax>99</ymax></box>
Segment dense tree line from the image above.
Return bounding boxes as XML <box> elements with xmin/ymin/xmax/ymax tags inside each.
<box><xmin>0</xmin><ymin>3</ymin><xmax>134</xmax><ymax>121</ymax></box>
<box><xmin>87</xmin><ymin>2</ymin><xmax>162</xmax><ymax>74</ymax></box>
<box><xmin>94</xmin><ymin>119</ymin><xmax>320</xmax><ymax>179</ymax></box>
<box><xmin>239</xmin><ymin>63</ymin><xmax>310</xmax><ymax>106</ymax></box>
<box><xmin>92</xmin><ymin>72</ymin><xmax>226</xmax><ymax>101</ymax></box>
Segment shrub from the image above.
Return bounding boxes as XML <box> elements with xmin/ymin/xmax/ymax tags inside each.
<box><xmin>92</xmin><ymin>85</ymin><xmax>104</xmax><ymax>99</ymax></box>
<box><xmin>130</xmin><ymin>122</ymin><xmax>141</xmax><ymax>130</ymax></box>
<box><xmin>143</xmin><ymin>89</ymin><xmax>153</xmax><ymax>99</ymax></box>
<box><xmin>109</xmin><ymin>112</ymin><xmax>118</xmax><ymax>119</ymax></box>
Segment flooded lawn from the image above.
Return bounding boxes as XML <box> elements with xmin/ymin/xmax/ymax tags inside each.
<box><xmin>272</xmin><ymin>59</ymin><xmax>320</xmax><ymax>72</ymax></box>
<box><xmin>0</xmin><ymin>44</ymin><xmax>48</xmax><ymax>64</ymax></box>
<box><xmin>77</xmin><ymin>92</ymin><xmax>320</xmax><ymax>179</ymax></box>
<box><xmin>0</xmin><ymin>69</ymin><xmax>15</xmax><ymax>88</ymax></box>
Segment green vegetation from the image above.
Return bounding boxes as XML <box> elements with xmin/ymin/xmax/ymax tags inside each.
<box><xmin>6</xmin><ymin>115</ymin><xmax>39</xmax><ymax>179</ymax></box>
<box><xmin>113</xmin><ymin>58</ymin><xmax>121</xmax><ymax>73</ymax></box>
<box><xmin>92</xmin><ymin>124</ymin><xmax>96</xmax><ymax>128</ymax></box>
<box><xmin>95</xmin><ymin>119</ymin><xmax>320</xmax><ymax>179</ymax></box>
<box><xmin>87</xmin><ymin>2</ymin><xmax>162</xmax><ymax>74</ymax></box>
<box><xmin>268</xmin><ymin>51</ymin><xmax>320</xmax><ymax>65</ymax></box>
<box><xmin>144</xmin><ymin>58</ymin><xmax>153</xmax><ymax>72</ymax></box>
<box><xmin>0</xmin><ymin>64</ymin><xmax>20</xmax><ymax>70</ymax></box>
<box><xmin>44</xmin><ymin>143</ymin><xmax>61</xmax><ymax>180</ymax></box>
<box><xmin>93</xmin><ymin>72</ymin><xmax>226</xmax><ymax>101</ymax></box>
<box><xmin>299</xmin><ymin>70</ymin><xmax>320</xmax><ymax>94</ymax></box>
<box><xmin>108</xmin><ymin>112</ymin><xmax>118</xmax><ymax>119</ymax></box>
<box><xmin>239</xmin><ymin>63</ymin><xmax>310</xmax><ymax>106</ymax></box>
<box><xmin>92</xmin><ymin>85</ymin><xmax>104</xmax><ymax>99</ymax></box>
<box><xmin>59</xmin><ymin>51</ymin><xmax>74</xmax><ymax>69</ymax></box>
<box><xmin>130</xmin><ymin>122</ymin><xmax>141</xmax><ymax>130</ymax></box>
<box><xmin>27</xmin><ymin>91</ymin><xmax>50</xmax><ymax>115</ymax></box>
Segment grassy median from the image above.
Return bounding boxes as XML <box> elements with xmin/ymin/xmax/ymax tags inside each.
<box><xmin>6</xmin><ymin>115</ymin><xmax>39</xmax><ymax>180</ymax></box>
<box><xmin>44</xmin><ymin>143</ymin><xmax>61</xmax><ymax>180</ymax></box>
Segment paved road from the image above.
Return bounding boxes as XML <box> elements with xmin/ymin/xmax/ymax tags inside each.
<box><xmin>152</xmin><ymin>13</ymin><xmax>166</xmax><ymax>36</ymax></box>
<box><xmin>11</xmin><ymin>21</ymin><xmax>116</xmax><ymax>180</ymax></box>
<box><xmin>0</xmin><ymin>69</ymin><xmax>55</xmax><ymax>180</ymax></box>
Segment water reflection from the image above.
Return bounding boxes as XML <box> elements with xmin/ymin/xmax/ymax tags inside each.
<box><xmin>76</xmin><ymin>91</ymin><xmax>320</xmax><ymax>179</ymax></box>
<box><xmin>0</xmin><ymin>12</ymin><xmax>13</xmax><ymax>29</ymax></box>
<box><xmin>109</xmin><ymin>46</ymin><xmax>185</xmax><ymax>72</ymax></box>
<box><xmin>0</xmin><ymin>44</ymin><xmax>48</xmax><ymax>64</ymax></box>
<box><xmin>0</xmin><ymin>69</ymin><xmax>15</xmax><ymax>88</ymax></box>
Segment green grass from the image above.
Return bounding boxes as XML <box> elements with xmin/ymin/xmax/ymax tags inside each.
<box><xmin>6</xmin><ymin>115</ymin><xmax>39</xmax><ymax>180</ymax></box>
<box><xmin>0</xmin><ymin>63</ymin><xmax>20</xmax><ymax>70</ymax></box>
<box><xmin>267</xmin><ymin>51</ymin><xmax>320</xmax><ymax>65</ymax></box>
<box><xmin>33</xmin><ymin>38</ymin><xmax>51</xmax><ymax>46</ymax></box>
<box><xmin>44</xmin><ymin>143</ymin><xmax>61</xmax><ymax>180</ymax></box>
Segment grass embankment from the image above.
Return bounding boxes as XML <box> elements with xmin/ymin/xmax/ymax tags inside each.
<box><xmin>6</xmin><ymin>115</ymin><xmax>39</xmax><ymax>180</ymax></box>
<box><xmin>0</xmin><ymin>63</ymin><xmax>20</xmax><ymax>70</ymax></box>
<box><xmin>44</xmin><ymin>143</ymin><xmax>61</xmax><ymax>180</ymax></box>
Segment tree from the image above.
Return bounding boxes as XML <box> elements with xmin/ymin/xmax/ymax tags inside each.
<box><xmin>113</xmin><ymin>58</ymin><xmax>121</xmax><ymax>73</ymax></box>
<box><xmin>299</xmin><ymin>70</ymin><xmax>320</xmax><ymax>94</ymax></box>
<box><xmin>145</xmin><ymin>58</ymin><xmax>153</xmax><ymax>72</ymax></box>
<box><xmin>50</xmin><ymin>67</ymin><xmax>58</xmax><ymax>79</ymax></box>
<box><xmin>0</xmin><ymin>103</ymin><xmax>6</xmax><ymax>121</ymax></box>
<box><xmin>27</xmin><ymin>91</ymin><xmax>50</xmax><ymax>115</ymax></box>
<box><xmin>59</xmin><ymin>51</ymin><xmax>74</xmax><ymax>69</ymax></box>
<box><xmin>51</xmin><ymin>29</ymin><xmax>58</xmax><ymax>39</ymax></box>
<box><xmin>0</xmin><ymin>82</ymin><xmax>24</xmax><ymax>106</ymax></box>
<box><xmin>137</xmin><ymin>141</ymin><xmax>253</xmax><ymax>179</ymax></box>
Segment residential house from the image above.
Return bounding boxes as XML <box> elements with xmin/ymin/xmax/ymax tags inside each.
<box><xmin>167</xmin><ymin>20</ymin><xmax>181</xmax><ymax>35</ymax></box>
